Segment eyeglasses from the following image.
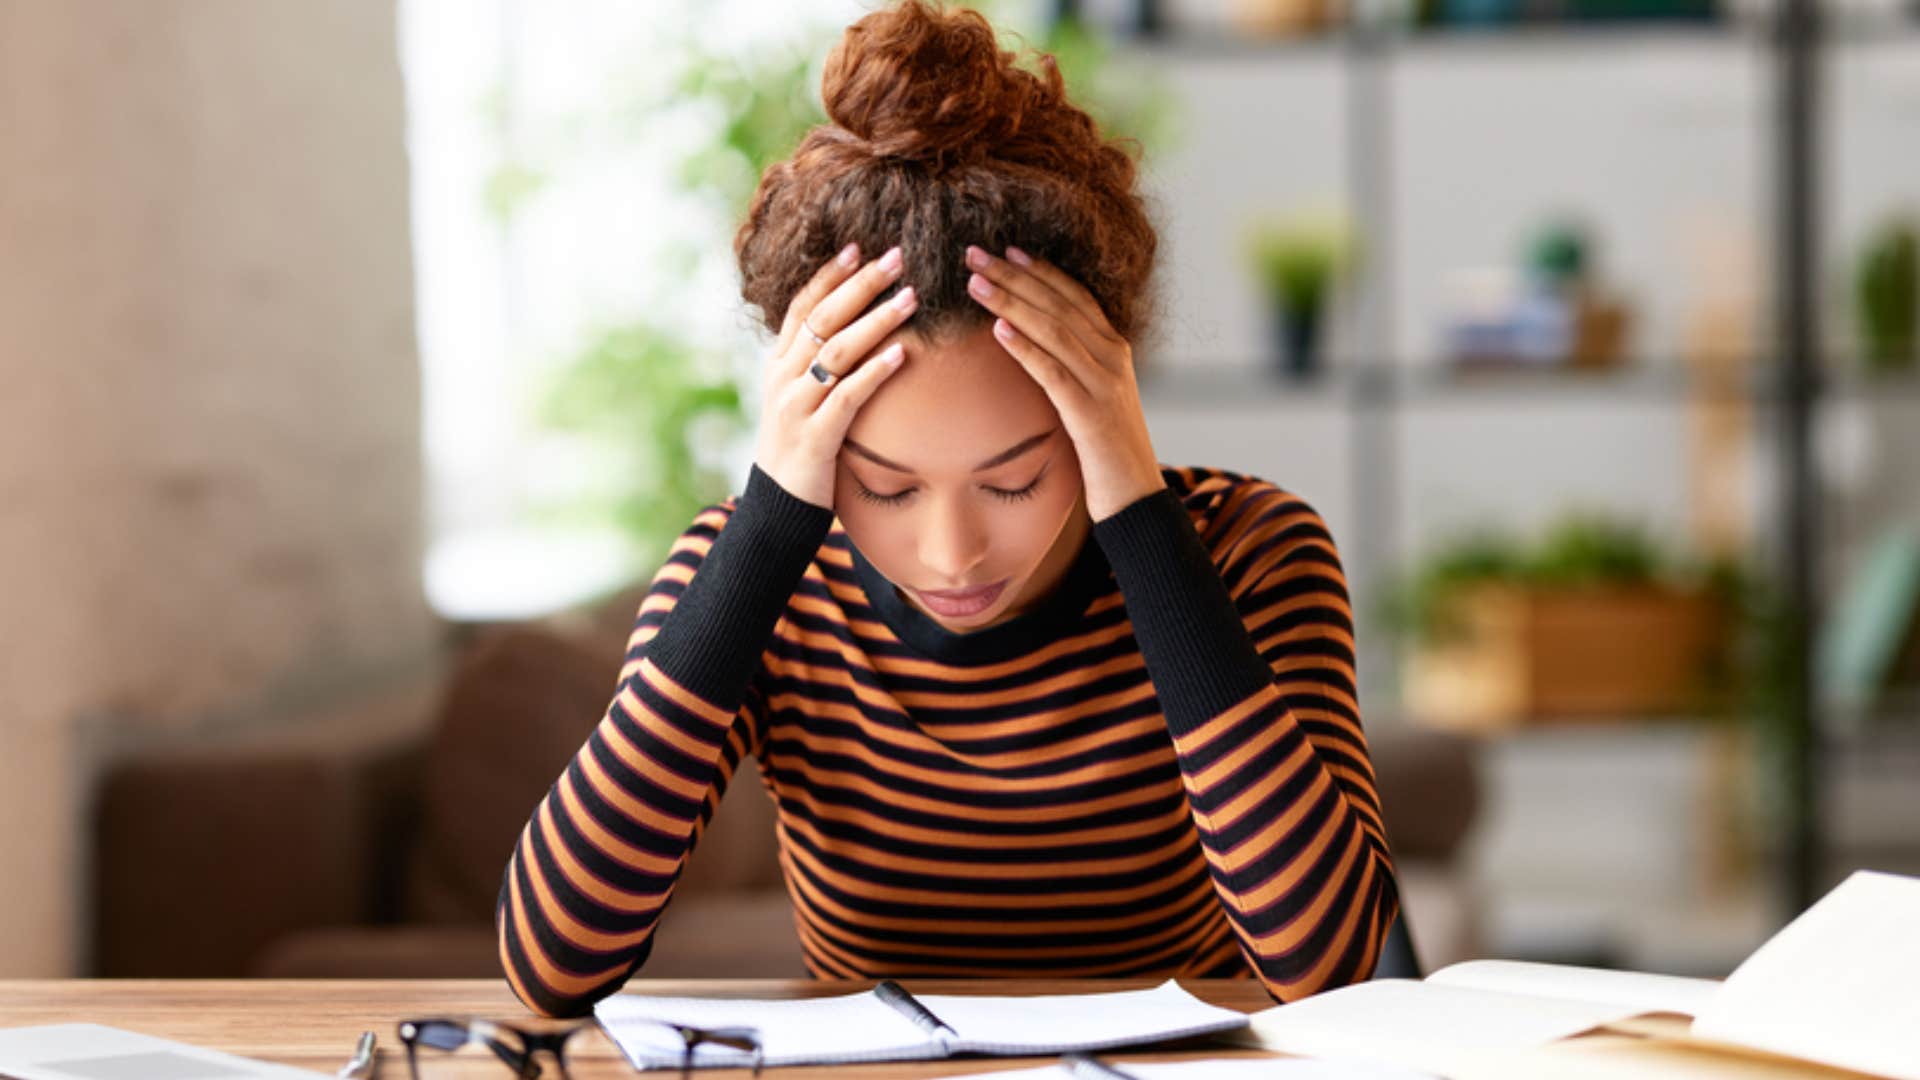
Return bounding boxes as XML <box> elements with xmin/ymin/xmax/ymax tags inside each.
<box><xmin>396</xmin><ymin>1016</ymin><xmax>762</xmax><ymax>1079</ymax></box>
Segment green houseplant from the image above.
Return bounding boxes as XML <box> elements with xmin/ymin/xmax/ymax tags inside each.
<box><xmin>1243</xmin><ymin>207</ymin><xmax>1356</xmax><ymax>378</ymax></box>
<box><xmin>1382</xmin><ymin>514</ymin><xmax>1751</xmax><ymax>728</ymax></box>
<box><xmin>535</xmin><ymin>323</ymin><xmax>745</xmax><ymax>562</ymax></box>
<box><xmin>1855</xmin><ymin>217</ymin><xmax>1918</xmax><ymax>373</ymax></box>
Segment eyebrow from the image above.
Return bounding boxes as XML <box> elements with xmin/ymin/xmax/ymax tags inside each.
<box><xmin>843</xmin><ymin>428</ymin><xmax>1056</xmax><ymax>474</ymax></box>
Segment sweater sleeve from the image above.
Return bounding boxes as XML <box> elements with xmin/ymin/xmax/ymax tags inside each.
<box><xmin>1091</xmin><ymin>478</ymin><xmax>1399</xmax><ymax>1003</ymax></box>
<box><xmin>496</xmin><ymin>464</ymin><xmax>834</xmax><ymax>1017</ymax></box>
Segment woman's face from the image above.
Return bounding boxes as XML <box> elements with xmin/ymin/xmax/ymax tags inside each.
<box><xmin>835</xmin><ymin>321</ymin><xmax>1090</xmax><ymax>634</ymax></box>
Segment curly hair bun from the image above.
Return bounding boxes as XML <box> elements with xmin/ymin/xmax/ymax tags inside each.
<box><xmin>735</xmin><ymin>0</ymin><xmax>1157</xmax><ymax>343</ymax></box>
<box><xmin>822</xmin><ymin>0</ymin><xmax>1061</xmax><ymax>171</ymax></box>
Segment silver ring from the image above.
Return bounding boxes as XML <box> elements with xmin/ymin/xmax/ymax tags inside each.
<box><xmin>801</xmin><ymin>319</ymin><xmax>828</xmax><ymax>347</ymax></box>
<box><xmin>807</xmin><ymin>361</ymin><xmax>837</xmax><ymax>386</ymax></box>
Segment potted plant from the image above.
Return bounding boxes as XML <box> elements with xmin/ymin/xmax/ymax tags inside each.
<box><xmin>1855</xmin><ymin>216</ymin><xmax>1918</xmax><ymax>373</ymax></box>
<box><xmin>1243</xmin><ymin>207</ymin><xmax>1356</xmax><ymax>379</ymax></box>
<box><xmin>1383</xmin><ymin>514</ymin><xmax>1746</xmax><ymax>730</ymax></box>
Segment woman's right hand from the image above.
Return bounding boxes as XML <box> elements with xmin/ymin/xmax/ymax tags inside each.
<box><xmin>754</xmin><ymin>242</ymin><xmax>918</xmax><ymax>510</ymax></box>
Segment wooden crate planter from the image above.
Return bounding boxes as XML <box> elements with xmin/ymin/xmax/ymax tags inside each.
<box><xmin>1403</xmin><ymin>582</ymin><xmax>1731</xmax><ymax>731</ymax></box>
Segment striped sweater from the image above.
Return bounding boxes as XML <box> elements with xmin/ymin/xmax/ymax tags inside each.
<box><xmin>497</xmin><ymin>462</ymin><xmax>1400</xmax><ymax>1017</ymax></box>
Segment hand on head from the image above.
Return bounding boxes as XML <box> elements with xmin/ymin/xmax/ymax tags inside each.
<box><xmin>753</xmin><ymin>243</ymin><xmax>917</xmax><ymax>510</ymax></box>
<box><xmin>963</xmin><ymin>245</ymin><xmax>1166</xmax><ymax>523</ymax></box>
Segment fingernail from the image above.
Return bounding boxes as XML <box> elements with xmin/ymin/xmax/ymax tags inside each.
<box><xmin>892</xmin><ymin>285</ymin><xmax>917</xmax><ymax>311</ymax></box>
<box><xmin>882</xmin><ymin>343</ymin><xmax>905</xmax><ymax>365</ymax></box>
<box><xmin>838</xmin><ymin>242</ymin><xmax>859</xmax><ymax>268</ymax></box>
<box><xmin>964</xmin><ymin>245</ymin><xmax>988</xmax><ymax>271</ymax></box>
<box><xmin>879</xmin><ymin>246</ymin><xmax>903</xmax><ymax>273</ymax></box>
<box><xmin>1006</xmin><ymin>246</ymin><xmax>1032</xmax><ymax>267</ymax></box>
<box><xmin>994</xmin><ymin>319</ymin><xmax>1014</xmax><ymax>339</ymax></box>
<box><xmin>969</xmin><ymin>273</ymin><xmax>994</xmax><ymax>298</ymax></box>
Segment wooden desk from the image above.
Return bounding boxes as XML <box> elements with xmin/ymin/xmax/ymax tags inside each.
<box><xmin>0</xmin><ymin>979</ymin><xmax>1282</xmax><ymax>1078</ymax></box>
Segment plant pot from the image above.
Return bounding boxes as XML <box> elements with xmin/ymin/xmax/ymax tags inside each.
<box><xmin>1269</xmin><ymin>300</ymin><xmax>1323</xmax><ymax>378</ymax></box>
<box><xmin>1403</xmin><ymin>581</ymin><xmax>1732</xmax><ymax>731</ymax></box>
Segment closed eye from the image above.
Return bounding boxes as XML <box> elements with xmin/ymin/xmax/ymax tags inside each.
<box><xmin>853</xmin><ymin>469</ymin><xmax>1046</xmax><ymax>508</ymax></box>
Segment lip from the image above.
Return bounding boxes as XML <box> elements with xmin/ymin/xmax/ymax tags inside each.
<box><xmin>912</xmin><ymin>579</ymin><xmax>1008</xmax><ymax>618</ymax></box>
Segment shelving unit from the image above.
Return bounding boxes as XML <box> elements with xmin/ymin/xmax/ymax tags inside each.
<box><xmin>1139</xmin><ymin>362</ymin><xmax>1920</xmax><ymax>402</ymax></box>
<box><xmin>1064</xmin><ymin>0</ymin><xmax>1920</xmax><ymax>930</ymax></box>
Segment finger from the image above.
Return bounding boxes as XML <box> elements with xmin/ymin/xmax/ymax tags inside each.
<box><xmin>965</xmin><ymin>245</ymin><xmax>1116</xmax><ymax>355</ymax></box>
<box><xmin>786</xmin><ymin>245</ymin><xmax>906</xmax><ymax>377</ymax></box>
<box><xmin>992</xmin><ymin>316</ymin><xmax>1090</xmax><ymax>404</ymax></box>
<box><xmin>814</xmin><ymin>284</ymin><xmax>919</xmax><ymax>381</ymax></box>
<box><xmin>1005</xmin><ymin>246</ymin><xmax>1126</xmax><ymax>345</ymax></box>
<box><xmin>812</xmin><ymin>341</ymin><xmax>908</xmax><ymax>436</ymax></box>
<box><xmin>777</xmin><ymin>242</ymin><xmax>862</xmax><ymax>359</ymax></box>
<box><xmin>968</xmin><ymin>271</ymin><xmax>1102</xmax><ymax>385</ymax></box>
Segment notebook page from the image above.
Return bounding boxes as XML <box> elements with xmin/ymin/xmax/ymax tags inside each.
<box><xmin>594</xmin><ymin>988</ymin><xmax>936</xmax><ymax>1068</ymax></box>
<box><xmin>1691</xmin><ymin>869</ymin><xmax>1920</xmax><ymax>1080</ymax></box>
<box><xmin>924</xmin><ymin>980</ymin><xmax>1250</xmax><ymax>1055</ymax></box>
<box><xmin>1237</xmin><ymin>978</ymin><xmax>1659</xmax><ymax>1074</ymax></box>
<box><xmin>1428</xmin><ymin>959</ymin><xmax>1720</xmax><ymax>1017</ymax></box>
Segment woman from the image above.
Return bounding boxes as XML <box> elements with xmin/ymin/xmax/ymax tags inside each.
<box><xmin>497</xmin><ymin>0</ymin><xmax>1398</xmax><ymax>1019</ymax></box>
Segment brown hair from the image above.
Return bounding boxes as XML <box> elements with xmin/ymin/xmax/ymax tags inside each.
<box><xmin>733</xmin><ymin>0</ymin><xmax>1158</xmax><ymax>346</ymax></box>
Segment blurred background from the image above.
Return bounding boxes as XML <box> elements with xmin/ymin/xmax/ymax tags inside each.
<box><xmin>3</xmin><ymin>0</ymin><xmax>1917</xmax><ymax>984</ymax></box>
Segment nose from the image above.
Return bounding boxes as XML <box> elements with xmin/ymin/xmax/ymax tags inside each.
<box><xmin>917</xmin><ymin>492</ymin><xmax>990</xmax><ymax>585</ymax></box>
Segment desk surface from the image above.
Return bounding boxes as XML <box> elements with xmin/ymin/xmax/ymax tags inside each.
<box><xmin>0</xmin><ymin>979</ymin><xmax>1281</xmax><ymax>1078</ymax></box>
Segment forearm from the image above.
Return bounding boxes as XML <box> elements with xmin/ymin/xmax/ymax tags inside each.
<box><xmin>496</xmin><ymin>687</ymin><xmax>759</xmax><ymax>1017</ymax></box>
<box><xmin>1093</xmin><ymin>488</ymin><xmax>1398</xmax><ymax>1000</ymax></box>
<box><xmin>497</xmin><ymin>465</ymin><xmax>832</xmax><ymax>1017</ymax></box>
<box><xmin>641</xmin><ymin>464</ymin><xmax>835</xmax><ymax>702</ymax></box>
<box><xmin>1093</xmin><ymin>488</ymin><xmax>1274</xmax><ymax>729</ymax></box>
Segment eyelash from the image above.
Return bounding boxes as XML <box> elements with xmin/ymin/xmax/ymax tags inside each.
<box><xmin>853</xmin><ymin>473</ymin><xmax>1044</xmax><ymax>508</ymax></box>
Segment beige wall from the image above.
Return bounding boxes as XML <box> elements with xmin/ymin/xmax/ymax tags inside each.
<box><xmin>0</xmin><ymin>0</ymin><xmax>436</xmax><ymax>974</ymax></box>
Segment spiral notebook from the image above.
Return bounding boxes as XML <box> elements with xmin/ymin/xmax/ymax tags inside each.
<box><xmin>592</xmin><ymin>979</ymin><xmax>1252</xmax><ymax>1071</ymax></box>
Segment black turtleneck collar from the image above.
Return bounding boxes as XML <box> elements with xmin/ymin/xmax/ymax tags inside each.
<box><xmin>845</xmin><ymin>528</ymin><xmax>1116</xmax><ymax>665</ymax></box>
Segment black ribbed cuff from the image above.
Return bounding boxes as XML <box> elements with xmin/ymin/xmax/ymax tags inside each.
<box><xmin>1092</xmin><ymin>488</ymin><xmax>1274</xmax><ymax>736</ymax></box>
<box><xmin>643</xmin><ymin>464</ymin><xmax>835</xmax><ymax>707</ymax></box>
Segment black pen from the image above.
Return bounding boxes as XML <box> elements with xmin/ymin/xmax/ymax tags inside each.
<box><xmin>873</xmin><ymin>979</ymin><xmax>958</xmax><ymax>1039</ymax></box>
<box><xmin>1062</xmin><ymin>1052</ymin><xmax>1145</xmax><ymax>1080</ymax></box>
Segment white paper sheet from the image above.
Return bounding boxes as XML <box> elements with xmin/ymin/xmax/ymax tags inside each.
<box><xmin>923</xmin><ymin>980</ymin><xmax>1250</xmax><ymax>1054</ymax></box>
<box><xmin>1428</xmin><ymin>959</ymin><xmax>1719</xmax><ymax>1017</ymax></box>
<box><xmin>595</xmin><ymin>989</ymin><xmax>931</xmax><ymax>1068</ymax></box>
<box><xmin>0</xmin><ymin>1024</ymin><xmax>328</xmax><ymax>1080</ymax></box>
<box><xmin>1238</xmin><ymin>978</ymin><xmax>1659</xmax><ymax>1074</ymax></box>
<box><xmin>1691</xmin><ymin>869</ymin><xmax>1920</xmax><ymax>1080</ymax></box>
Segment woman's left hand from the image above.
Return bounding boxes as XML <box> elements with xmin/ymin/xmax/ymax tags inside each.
<box><xmin>964</xmin><ymin>244</ymin><xmax>1167</xmax><ymax>523</ymax></box>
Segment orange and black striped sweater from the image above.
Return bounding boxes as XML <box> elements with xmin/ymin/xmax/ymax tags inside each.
<box><xmin>497</xmin><ymin>462</ymin><xmax>1399</xmax><ymax>1017</ymax></box>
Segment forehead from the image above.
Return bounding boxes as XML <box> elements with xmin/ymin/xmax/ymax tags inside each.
<box><xmin>843</xmin><ymin>323</ymin><xmax>1057</xmax><ymax>471</ymax></box>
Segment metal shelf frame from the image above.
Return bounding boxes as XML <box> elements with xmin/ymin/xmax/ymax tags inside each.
<box><xmin>1055</xmin><ymin>0</ymin><xmax>1848</xmax><ymax>912</ymax></box>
